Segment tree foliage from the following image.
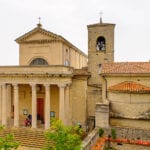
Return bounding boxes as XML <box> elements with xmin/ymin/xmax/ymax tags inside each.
<box><xmin>0</xmin><ymin>126</ymin><xmax>19</xmax><ymax>150</ymax></box>
<box><xmin>43</xmin><ymin>119</ymin><xmax>82</xmax><ymax>150</ymax></box>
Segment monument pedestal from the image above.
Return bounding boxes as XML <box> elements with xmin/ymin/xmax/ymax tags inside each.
<box><xmin>95</xmin><ymin>102</ymin><xmax>109</xmax><ymax>128</ymax></box>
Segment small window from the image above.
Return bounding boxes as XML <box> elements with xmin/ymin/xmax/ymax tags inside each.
<box><xmin>64</xmin><ymin>60</ymin><xmax>70</xmax><ymax>66</ymax></box>
<box><xmin>50</xmin><ymin>111</ymin><xmax>55</xmax><ymax>117</ymax></box>
<box><xmin>66</xmin><ymin>49</ymin><xmax>68</xmax><ymax>53</ymax></box>
<box><xmin>30</xmin><ymin>58</ymin><xmax>48</xmax><ymax>66</ymax></box>
<box><xmin>96</xmin><ymin>36</ymin><xmax>106</xmax><ymax>51</ymax></box>
<box><xmin>99</xmin><ymin>64</ymin><xmax>102</xmax><ymax>73</ymax></box>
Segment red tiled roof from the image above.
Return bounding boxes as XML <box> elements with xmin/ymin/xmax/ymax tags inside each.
<box><xmin>108</xmin><ymin>81</ymin><xmax>150</xmax><ymax>93</ymax></box>
<box><xmin>101</xmin><ymin>62</ymin><xmax>150</xmax><ymax>74</ymax></box>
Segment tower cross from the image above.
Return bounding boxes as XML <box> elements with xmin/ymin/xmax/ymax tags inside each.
<box><xmin>37</xmin><ymin>17</ymin><xmax>42</xmax><ymax>28</ymax></box>
<box><xmin>38</xmin><ymin>17</ymin><xmax>41</xmax><ymax>24</ymax></box>
<box><xmin>99</xmin><ymin>11</ymin><xmax>103</xmax><ymax>23</ymax></box>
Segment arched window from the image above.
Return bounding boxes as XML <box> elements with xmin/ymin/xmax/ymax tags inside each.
<box><xmin>30</xmin><ymin>58</ymin><xmax>48</xmax><ymax>66</ymax></box>
<box><xmin>96</xmin><ymin>36</ymin><xmax>106</xmax><ymax>51</ymax></box>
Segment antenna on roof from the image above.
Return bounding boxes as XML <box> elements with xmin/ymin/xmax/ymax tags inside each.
<box><xmin>37</xmin><ymin>17</ymin><xmax>42</xmax><ymax>28</ymax></box>
<box><xmin>99</xmin><ymin>11</ymin><xmax>103</xmax><ymax>23</ymax></box>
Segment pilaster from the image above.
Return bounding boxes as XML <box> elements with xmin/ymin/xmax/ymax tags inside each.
<box><xmin>58</xmin><ymin>84</ymin><xmax>66</xmax><ymax>124</ymax></box>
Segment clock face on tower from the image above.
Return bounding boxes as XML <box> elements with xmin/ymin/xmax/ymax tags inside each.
<box><xmin>96</xmin><ymin>36</ymin><xmax>105</xmax><ymax>51</ymax></box>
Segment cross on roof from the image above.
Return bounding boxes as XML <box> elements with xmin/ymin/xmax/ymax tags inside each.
<box><xmin>99</xmin><ymin>11</ymin><xmax>103</xmax><ymax>23</ymax></box>
<box><xmin>38</xmin><ymin>17</ymin><xmax>41</xmax><ymax>24</ymax></box>
<box><xmin>37</xmin><ymin>17</ymin><xmax>42</xmax><ymax>28</ymax></box>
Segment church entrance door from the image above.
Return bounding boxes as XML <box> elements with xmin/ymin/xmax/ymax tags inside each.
<box><xmin>37</xmin><ymin>98</ymin><xmax>44</xmax><ymax>123</ymax></box>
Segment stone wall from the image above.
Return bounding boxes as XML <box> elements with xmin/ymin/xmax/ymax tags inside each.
<box><xmin>87</xmin><ymin>86</ymin><xmax>102</xmax><ymax>117</ymax></box>
<box><xmin>104</xmin><ymin>126</ymin><xmax>150</xmax><ymax>141</ymax></box>
<box><xmin>83</xmin><ymin>126</ymin><xmax>150</xmax><ymax>150</ymax></box>
<box><xmin>110</xmin><ymin>118</ymin><xmax>150</xmax><ymax>130</ymax></box>
<box><xmin>105</xmin><ymin>75</ymin><xmax>150</xmax><ymax>127</ymax></box>
<box><xmin>82</xmin><ymin>128</ymin><xmax>99</xmax><ymax>150</ymax></box>
<box><xmin>70</xmin><ymin>76</ymin><xmax>88</xmax><ymax>127</ymax></box>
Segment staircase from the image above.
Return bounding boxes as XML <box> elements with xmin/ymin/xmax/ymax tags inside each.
<box><xmin>0</xmin><ymin>127</ymin><xmax>47</xmax><ymax>148</ymax></box>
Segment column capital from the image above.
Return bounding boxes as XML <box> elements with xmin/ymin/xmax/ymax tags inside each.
<box><xmin>30</xmin><ymin>83</ymin><xmax>36</xmax><ymax>87</ymax></box>
<box><xmin>12</xmin><ymin>83</ymin><xmax>18</xmax><ymax>86</ymax></box>
<box><xmin>12</xmin><ymin>84</ymin><xmax>18</xmax><ymax>90</ymax></box>
<box><xmin>0</xmin><ymin>83</ymin><xmax>6</xmax><ymax>86</ymax></box>
<box><xmin>66</xmin><ymin>83</ymin><xmax>72</xmax><ymax>87</ymax></box>
<box><xmin>58</xmin><ymin>83</ymin><xmax>66</xmax><ymax>88</ymax></box>
<box><xmin>44</xmin><ymin>84</ymin><xmax>50</xmax><ymax>88</ymax></box>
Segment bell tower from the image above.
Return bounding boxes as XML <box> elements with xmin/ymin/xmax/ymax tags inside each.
<box><xmin>87</xmin><ymin>19</ymin><xmax>115</xmax><ymax>85</ymax></box>
<box><xmin>87</xmin><ymin>18</ymin><xmax>115</xmax><ymax>124</ymax></box>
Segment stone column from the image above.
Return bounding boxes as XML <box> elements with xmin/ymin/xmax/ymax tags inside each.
<box><xmin>58</xmin><ymin>84</ymin><xmax>66</xmax><ymax>124</ymax></box>
<box><xmin>30</xmin><ymin>84</ymin><xmax>37</xmax><ymax>128</ymax></box>
<box><xmin>65</xmin><ymin>84</ymin><xmax>70</xmax><ymax>125</ymax></box>
<box><xmin>1</xmin><ymin>84</ymin><xmax>7</xmax><ymax>125</ymax></box>
<box><xmin>44</xmin><ymin>84</ymin><xmax>50</xmax><ymax>129</ymax></box>
<box><xmin>13</xmin><ymin>84</ymin><xmax>19</xmax><ymax>127</ymax></box>
<box><xmin>7</xmin><ymin>85</ymin><xmax>12</xmax><ymax>119</ymax></box>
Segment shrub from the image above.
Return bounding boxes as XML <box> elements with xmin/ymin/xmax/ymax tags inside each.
<box><xmin>99</xmin><ymin>128</ymin><xmax>104</xmax><ymax>137</ymax></box>
<box><xmin>111</xmin><ymin>128</ymin><xmax>116</xmax><ymax>139</ymax></box>
<box><xmin>43</xmin><ymin>119</ymin><xmax>82</xmax><ymax>150</ymax></box>
<box><xmin>0</xmin><ymin>126</ymin><xmax>19</xmax><ymax>150</ymax></box>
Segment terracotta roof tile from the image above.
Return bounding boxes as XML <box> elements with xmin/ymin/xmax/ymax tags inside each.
<box><xmin>108</xmin><ymin>81</ymin><xmax>150</xmax><ymax>93</ymax></box>
<box><xmin>101</xmin><ymin>62</ymin><xmax>150</xmax><ymax>74</ymax></box>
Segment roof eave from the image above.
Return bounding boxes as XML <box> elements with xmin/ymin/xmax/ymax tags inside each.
<box><xmin>100</xmin><ymin>73</ymin><xmax>150</xmax><ymax>77</ymax></box>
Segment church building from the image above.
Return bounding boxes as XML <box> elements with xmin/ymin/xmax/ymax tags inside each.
<box><xmin>0</xmin><ymin>18</ymin><xmax>149</xmax><ymax>130</ymax></box>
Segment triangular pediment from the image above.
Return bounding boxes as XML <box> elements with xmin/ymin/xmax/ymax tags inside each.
<box><xmin>15</xmin><ymin>27</ymin><xmax>61</xmax><ymax>43</ymax></box>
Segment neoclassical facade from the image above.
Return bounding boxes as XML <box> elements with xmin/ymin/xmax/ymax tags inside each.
<box><xmin>0</xmin><ymin>23</ymin><xmax>89</xmax><ymax>129</ymax></box>
<box><xmin>0</xmin><ymin>20</ymin><xmax>149</xmax><ymax>130</ymax></box>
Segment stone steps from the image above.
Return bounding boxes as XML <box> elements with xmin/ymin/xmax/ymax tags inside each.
<box><xmin>0</xmin><ymin>127</ymin><xmax>48</xmax><ymax>148</ymax></box>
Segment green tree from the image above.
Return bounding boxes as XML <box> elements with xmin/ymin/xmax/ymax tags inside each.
<box><xmin>43</xmin><ymin>119</ymin><xmax>82</xmax><ymax>150</ymax></box>
<box><xmin>0</xmin><ymin>126</ymin><xmax>19</xmax><ymax>150</ymax></box>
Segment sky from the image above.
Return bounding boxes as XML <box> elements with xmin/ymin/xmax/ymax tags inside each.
<box><xmin>0</xmin><ymin>0</ymin><xmax>150</xmax><ymax>65</ymax></box>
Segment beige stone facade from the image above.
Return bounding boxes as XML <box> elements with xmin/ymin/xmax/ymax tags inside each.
<box><xmin>16</xmin><ymin>24</ymin><xmax>87</xmax><ymax>68</ymax></box>
<box><xmin>0</xmin><ymin>20</ymin><xmax>149</xmax><ymax>131</ymax></box>
<box><xmin>0</xmin><ymin>23</ymin><xmax>89</xmax><ymax>130</ymax></box>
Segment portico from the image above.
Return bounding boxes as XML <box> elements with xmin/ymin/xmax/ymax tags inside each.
<box><xmin>0</xmin><ymin>66</ymin><xmax>72</xmax><ymax>129</ymax></box>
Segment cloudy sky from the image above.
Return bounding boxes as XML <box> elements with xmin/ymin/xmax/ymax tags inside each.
<box><xmin>0</xmin><ymin>0</ymin><xmax>149</xmax><ymax>65</ymax></box>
